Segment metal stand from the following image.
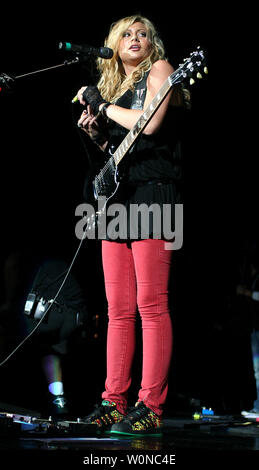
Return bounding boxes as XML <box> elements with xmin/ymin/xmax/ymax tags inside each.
<box><xmin>0</xmin><ymin>56</ymin><xmax>81</xmax><ymax>94</ymax></box>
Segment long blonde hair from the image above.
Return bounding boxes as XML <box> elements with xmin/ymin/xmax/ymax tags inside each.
<box><xmin>96</xmin><ymin>15</ymin><xmax>166</xmax><ymax>103</ymax></box>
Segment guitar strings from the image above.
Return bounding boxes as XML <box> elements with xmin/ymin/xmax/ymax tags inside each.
<box><xmin>93</xmin><ymin>50</ymin><xmax>206</xmax><ymax>189</ymax></box>
<box><xmin>95</xmin><ymin>86</ymin><xmax>166</xmax><ymax>186</ymax></box>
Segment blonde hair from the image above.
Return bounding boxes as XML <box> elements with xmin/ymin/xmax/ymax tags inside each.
<box><xmin>96</xmin><ymin>15</ymin><xmax>166</xmax><ymax>103</ymax></box>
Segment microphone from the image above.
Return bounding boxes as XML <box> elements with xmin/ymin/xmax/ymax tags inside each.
<box><xmin>58</xmin><ymin>42</ymin><xmax>113</xmax><ymax>59</ymax></box>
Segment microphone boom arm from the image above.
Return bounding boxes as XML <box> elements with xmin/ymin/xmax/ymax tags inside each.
<box><xmin>0</xmin><ymin>55</ymin><xmax>90</xmax><ymax>94</ymax></box>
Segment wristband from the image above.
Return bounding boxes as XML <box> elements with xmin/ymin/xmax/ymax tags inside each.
<box><xmin>100</xmin><ymin>102</ymin><xmax>111</xmax><ymax>119</ymax></box>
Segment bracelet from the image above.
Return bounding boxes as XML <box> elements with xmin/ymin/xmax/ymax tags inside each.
<box><xmin>100</xmin><ymin>102</ymin><xmax>111</xmax><ymax>119</ymax></box>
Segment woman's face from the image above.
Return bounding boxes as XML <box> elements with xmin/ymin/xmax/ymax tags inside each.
<box><xmin>118</xmin><ymin>22</ymin><xmax>152</xmax><ymax>69</ymax></box>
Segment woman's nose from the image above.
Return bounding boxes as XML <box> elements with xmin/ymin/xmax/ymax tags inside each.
<box><xmin>131</xmin><ymin>33</ymin><xmax>139</xmax><ymax>42</ymax></box>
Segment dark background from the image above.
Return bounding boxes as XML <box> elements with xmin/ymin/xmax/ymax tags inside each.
<box><xmin>0</xmin><ymin>5</ymin><xmax>256</xmax><ymax>416</ymax></box>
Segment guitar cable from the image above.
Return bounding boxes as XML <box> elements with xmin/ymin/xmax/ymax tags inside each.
<box><xmin>0</xmin><ymin>105</ymin><xmax>93</xmax><ymax>368</ymax></box>
<box><xmin>0</xmin><ymin>228</ymin><xmax>89</xmax><ymax>367</ymax></box>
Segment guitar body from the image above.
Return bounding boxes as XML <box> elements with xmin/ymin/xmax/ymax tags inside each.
<box><xmin>83</xmin><ymin>144</ymin><xmax>123</xmax><ymax>204</ymax></box>
<box><xmin>81</xmin><ymin>145</ymin><xmax>125</xmax><ymax>236</ymax></box>
<box><xmin>92</xmin><ymin>148</ymin><xmax>120</xmax><ymax>201</ymax></box>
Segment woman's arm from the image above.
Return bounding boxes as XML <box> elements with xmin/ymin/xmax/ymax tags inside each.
<box><xmin>103</xmin><ymin>60</ymin><xmax>174</xmax><ymax>135</ymax></box>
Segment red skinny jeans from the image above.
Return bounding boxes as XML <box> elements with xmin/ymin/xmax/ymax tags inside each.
<box><xmin>101</xmin><ymin>239</ymin><xmax>173</xmax><ymax>416</ymax></box>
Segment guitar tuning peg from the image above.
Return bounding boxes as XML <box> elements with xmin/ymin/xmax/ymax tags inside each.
<box><xmin>196</xmin><ymin>72</ymin><xmax>202</xmax><ymax>79</ymax></box>
<box><xmin>190</xmin><ymin>78</ymin><xmax>195</xmax><ymax>85</ymax></box>
<box><xmin>203</xmin><ymin>66</ymin><xmax>208</xmax><ymax>74</ymax></box>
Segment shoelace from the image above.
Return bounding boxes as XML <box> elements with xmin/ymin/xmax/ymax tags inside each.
<box><xmin>91</xmin><ymin>402</ymin><xmax>115</xmax><ymax>418</ymax></box>
<box><xmin>124</xmin><ymin>402</ymin><xmax>151</xmax><ymax>423</ymax></box>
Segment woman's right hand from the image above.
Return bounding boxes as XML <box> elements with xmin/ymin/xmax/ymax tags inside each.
<box><xmin>77</xmin><ymin>105</ymin><xmax>107</xmax><ymax>149</ymax></box>
<box><xmin>77</xmin><ymin>105</ymin><xmax>99</xmax><ymax>137</ymax></box>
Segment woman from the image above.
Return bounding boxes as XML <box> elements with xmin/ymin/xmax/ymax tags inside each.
<box><xmin>76</xmin><ymin>15</ymin><xmax>188</xmax><ymax>436</ymax></box>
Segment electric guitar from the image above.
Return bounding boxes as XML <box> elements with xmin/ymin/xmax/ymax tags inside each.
<box><xmin>83</xmin><ymin>47</ymin><xmax>207</xmax><ymax>234</ymax></box>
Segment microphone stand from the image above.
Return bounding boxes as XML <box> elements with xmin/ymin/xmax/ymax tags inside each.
<box><xmin>0</xmin><ymin>55</ymin><xmax>82</xmax><ymax>94</ymax></box>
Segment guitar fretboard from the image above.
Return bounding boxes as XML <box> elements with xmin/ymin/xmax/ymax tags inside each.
<box><xmin>113</xmin><ymin>76</ymin><xmax>172</xmax><ymax>166</ymax></box>
<box><xmin>95</xmin><ymin>48</ymin><xmax>205</xmax><ymax>183</ymax></box>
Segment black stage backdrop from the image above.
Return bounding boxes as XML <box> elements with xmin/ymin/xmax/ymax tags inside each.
<box><xmin>0</xmin><ymin>5</ymin><xmax>256</xmax><ymax>416</ymax></box>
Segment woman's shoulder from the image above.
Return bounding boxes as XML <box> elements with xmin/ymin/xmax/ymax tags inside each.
<box><xmin>148</xmin><ymin>60</ymin><xmax>174</xmax><ymax>83</ymax></box>
<box><xmin>150</xmin><ymin>59</ymin><xmax>174</xmax><ymax>73</ymax></box>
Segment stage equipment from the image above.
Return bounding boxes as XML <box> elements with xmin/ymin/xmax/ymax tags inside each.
<box><xmin>58</xmin><ymin>42</ymin><xmax>113</xmax><ymax>59</ymax></box>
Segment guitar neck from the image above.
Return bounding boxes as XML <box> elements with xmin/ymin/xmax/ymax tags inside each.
<box><xmin>103</xmin><ymin>47</ymin><xmax>205</xmax><ymax>168</ymax></box>
<box><xmin>94</xmin><ymin>47</ymin><xmax>205</xmax><ymax>195</ymax></box>
<box><xmin>113</xmin><ymin>75</ymin><xmax>173</xmax><ymax>166</ymax></box>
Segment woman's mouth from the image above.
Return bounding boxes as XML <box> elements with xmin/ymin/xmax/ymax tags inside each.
<box><xmin>129</xmin><ymin>44</ymin><xmax>141</xmax><ymax>51</ymax></box>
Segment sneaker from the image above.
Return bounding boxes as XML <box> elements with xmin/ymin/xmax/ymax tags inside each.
<box><xmin>241</xmin><ymin>409</ymin><xmax>259</xmax><ymax>419</ymax></box>
<box><xmin>108</xmin><ymin>401</ymin><xmax>163</xmax><ymax>436</ymax></box>
<box><xmin>82</xmin><ymin>400</ymin><xmax>125</xmax><ymax>429</ymax></box>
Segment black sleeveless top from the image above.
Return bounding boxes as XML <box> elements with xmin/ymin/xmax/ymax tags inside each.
<box><xmin>104</xmin><ymin>72</ymin><xmax>186</xmax><ymax>241</ymax></box>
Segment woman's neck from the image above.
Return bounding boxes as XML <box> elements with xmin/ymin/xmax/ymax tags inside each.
<box><xmin>122</xmin><ymin>61</ymin><xmax>138</xmax><ymax>76</ymax></box>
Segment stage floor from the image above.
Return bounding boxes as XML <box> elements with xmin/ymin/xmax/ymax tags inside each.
<box><xmin>1</xmin><ymin>403</ymin><xmax>259</xmax><ymax>467</ymax></box>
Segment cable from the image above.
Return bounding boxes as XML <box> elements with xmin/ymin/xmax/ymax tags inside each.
<box><xmin>0</xmin><ymin>229</ymin><xmax>88</xmax><ymax>367</ymax></box>
<box><xmin>0</xmin><ymin>100</ymin><xmax>95</xmax><ymax>367</ymax></box>
<box><xmin>71</xmin><ymin>103</ymin><xmax>94</xmax><ymax>167</ymax></box>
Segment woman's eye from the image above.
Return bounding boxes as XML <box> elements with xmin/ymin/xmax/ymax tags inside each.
<box><xmin>122</xmin><ymin>31</ymin><xmax>147</xmax><ymax>38</ymax></box>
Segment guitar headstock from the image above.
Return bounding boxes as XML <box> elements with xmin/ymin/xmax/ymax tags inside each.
<box><xmin>171</xmin><ymin>47</ymin><xmax>208</xmax><ymax>86</ymax></box>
